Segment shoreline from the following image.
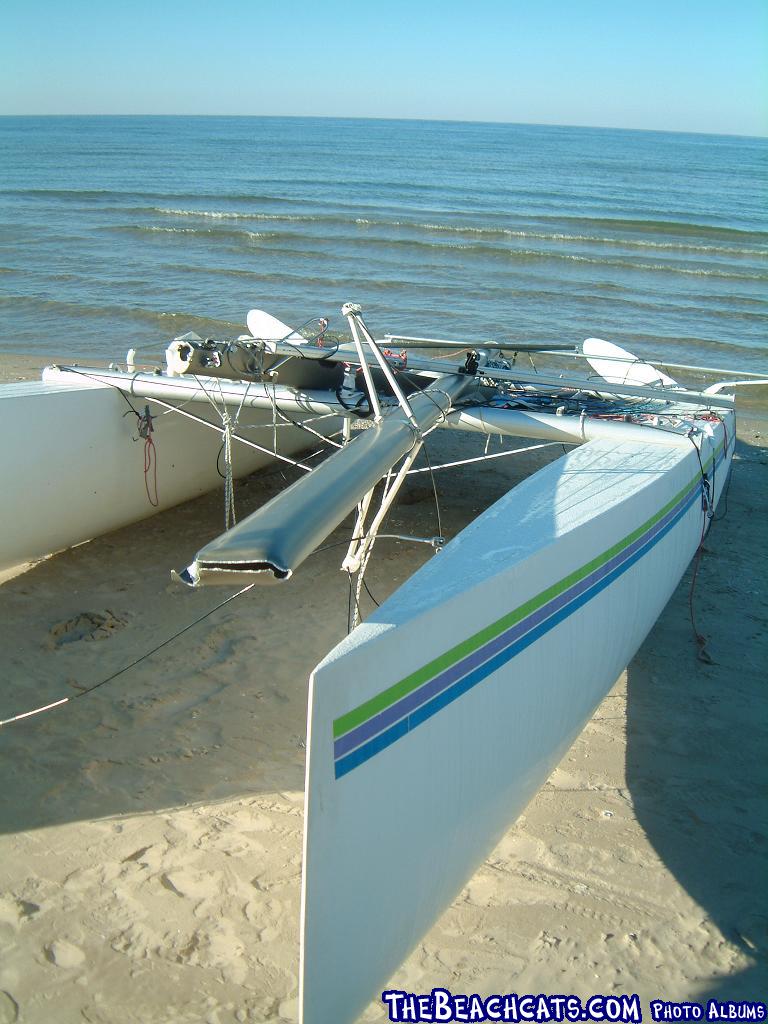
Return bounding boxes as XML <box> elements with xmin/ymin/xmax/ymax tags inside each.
<box><xmin>0</xmin><ymin>354</ymin><xmax>765</xmax><ymax>1022</ymax></box>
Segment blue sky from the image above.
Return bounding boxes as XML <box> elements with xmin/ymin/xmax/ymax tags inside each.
<box><xmin>2</xmin><ymin>0</ymin><xmax>766</xmax><ymax>135</ymax></box>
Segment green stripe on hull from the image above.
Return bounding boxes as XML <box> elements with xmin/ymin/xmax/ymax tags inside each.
<box><xmin>333</xmin><ymin>440</ymin><xmax>721</xmax><ymax>740</ymax></box>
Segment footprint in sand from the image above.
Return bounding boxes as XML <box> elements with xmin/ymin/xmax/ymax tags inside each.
<box><xmin>47</xmin><ymin>610</ymin><xmax>128</xmax><ymax>648</ymax></box>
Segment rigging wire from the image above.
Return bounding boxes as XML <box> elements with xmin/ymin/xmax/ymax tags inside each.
<box><xmin>405</xmin><ymin>441</ymin><xmax>562</xmax><ymax>474</ymax></box>
<box><xmin>686</xmin><ymin>430</ymin><xmax>717</xmax><ymax>661</ymax></box>
<box><xmin>54</xmin><ymin>365</ymin><xmax>315</xmax><ymax>472</ymax></box>
<box><xmin>311</xmin><ymin>533</ymin><xmax>444</xmax><ymax>557</ymax></box>
<box><xmin>710</xmin><ymin>415</ymin><xmax>732</xmax><ymax>523</ymax></box>
<box><xmin>420</xmin><ymin>442</ymin><xmax>442</xmax><ymax>542</ymax></box>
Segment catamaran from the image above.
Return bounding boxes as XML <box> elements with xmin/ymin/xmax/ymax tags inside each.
<box><xmin>1</xmin><ymin>303</ymin><xmax>761</xmax><ymax>1023</ymax></box>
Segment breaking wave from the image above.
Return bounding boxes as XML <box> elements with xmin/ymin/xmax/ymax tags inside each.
<box><xmin>106</xmin><ymin>224</ymin><xmax>280</xmax><ymax>242</ymax></box>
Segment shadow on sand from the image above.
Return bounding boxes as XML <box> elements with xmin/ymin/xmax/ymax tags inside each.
<box><xmin>0</xmin><ymin>429</ymin><xmax>551</xmax><ymax>835</ymax></box>
<box><xmin>626</xmin><ymin>437</ymin><xmax>768</xmax><ymax>997</ymax></box>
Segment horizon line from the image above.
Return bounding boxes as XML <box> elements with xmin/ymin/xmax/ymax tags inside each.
<box><xmin>0</xmin><ymin>112</ymin><xmax>765</xmax><ymax>141</ymax></box>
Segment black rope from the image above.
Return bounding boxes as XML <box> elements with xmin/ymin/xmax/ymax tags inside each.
<box><xmin>362</xmin><ymin>576</ymin><xmax>381</xmax><ymax>608</ymax></box>
<box><xmin>0</xmin><ymin>584</ymin><xmax>254</xmax><ymax>727</ymax></box>
<box><xmin>686</xmin><ymin>432</ymin><xmax>714</xmax><ymax>661</ymax></box>
<box><xmin>216</xmin><ymin>441</ymin><xmax>227</xmax><ymax>479</ymax></box>
<box><xmin>57</xmin><ymin>365</ymin><xmax>144</xmax><ymax>419</ymax></box>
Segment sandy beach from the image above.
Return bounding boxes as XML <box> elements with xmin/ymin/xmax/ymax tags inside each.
<box><xmin>0</xmin><ymin>353</ymin><xmax>765</xmax><ymax>1024</ymax></box>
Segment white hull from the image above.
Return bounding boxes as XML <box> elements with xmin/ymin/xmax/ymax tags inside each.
<box><xmin>0</xmin><ymin>377</ymin><xmax>330</xmax><ymax>573</ymax></box>
<box><xmin>300</xmin><ymin>414</ymin><xmax>733</xmax><ymax>1024</ymax></box>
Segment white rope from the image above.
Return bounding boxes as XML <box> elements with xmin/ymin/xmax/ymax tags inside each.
<box><xmin>214</xmin><ymin>376</ymin><xmax>249</xmax><ymax>531</ymax></box>
<box><xmin>353</xmin><ymin>543</ymin><xmax>375</xmax><ymax>630</ymax></box>
<box><xmin>345</xmin><ymin>445</ymin><xmax>422</xmax><ymax>627</ymax></box>
<box><xmin>343</xmin><ymin>487</ymin><xmax>377</xmax><ymax>576</ymax></box>
<box><xmin>347</xmin><ymin>469</ymin><xmax>394</xmax><ymax>628</ymax></box>
<box><xmin>223</xmin><ymin>410</ymin><xmax>236</xmax><ymax>530</ymax></box>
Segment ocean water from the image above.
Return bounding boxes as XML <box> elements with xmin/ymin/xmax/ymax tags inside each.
<box><xmin>0</xmin><ymin>116</ymin><xmax>765</xmax><ymax>372</ymax></box>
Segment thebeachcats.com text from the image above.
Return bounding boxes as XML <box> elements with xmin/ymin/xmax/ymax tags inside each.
<box><xmin>380</xmin><ymin>991</ymin><xmax>768</xmax><ymax>1024</ymax></box>
<box><xmin>380</xmin><ymin>990</ymin><xmax>643</xmax><ymax>1023</ymax></box>
<box><xmin>650</xmin><ymin>1002</ymin><xmax>766</xmax><ymax>1021</ymax></box>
